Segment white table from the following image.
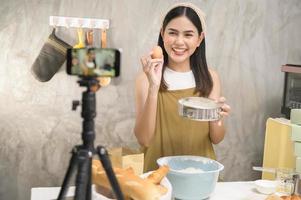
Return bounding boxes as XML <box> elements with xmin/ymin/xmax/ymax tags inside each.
<box><xmin>211</xmin><ymin>182</ymin><xmax>268</xmax><ymax>199</ymax></box>
<box><xmin>31</xmin><ymin>182</ymin><xmax>268</xmax><ymax>200</ymax></box>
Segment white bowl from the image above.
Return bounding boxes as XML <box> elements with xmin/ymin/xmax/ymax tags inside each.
<box><xmin>157</xmin><ymin>156</ymin><xmax>224</xmax><ymax>200</ymax></box>
<box><xmin>92</xmin><ymin>171</ymin><xmax>172</xmax><ymax>200</ymax></box>
<box><xmin>254</xmin><ymin>179</ymin><xmax>277</xmax><ymax>195</ymax></box>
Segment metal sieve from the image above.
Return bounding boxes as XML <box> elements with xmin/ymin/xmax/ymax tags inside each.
<box><xmin>178</xmin><ymin>97</ymin><xmax>222</xmax><ymax>121</ymax></box>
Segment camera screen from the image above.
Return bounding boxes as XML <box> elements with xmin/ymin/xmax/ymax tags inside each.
<box><xmin>67</xmin><ymin>48</ymin><xmax>120</xmax><ymax>77</ymax></box>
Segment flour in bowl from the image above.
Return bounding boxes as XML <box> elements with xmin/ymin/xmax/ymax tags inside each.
<box><xmin>175</xmin><ymin>167</ymin><xmax>205</xmax><ymax>173</ymax></box>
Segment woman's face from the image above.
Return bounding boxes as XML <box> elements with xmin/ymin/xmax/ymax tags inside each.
<box><xmin>161</xmin><ymin>16</ymin><xmax>203</xmax><ymax>68</ymax></box>
<box><xmin>87</xmin><ymin>51</ymin><xmax>96</xmax><ymax>61</ymax></box>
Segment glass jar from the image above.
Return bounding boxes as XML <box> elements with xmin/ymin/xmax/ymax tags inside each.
<box><xmin>275</xmin><ymin>168</ymin><xmax>295</xmax><ymax>196</ymax></box>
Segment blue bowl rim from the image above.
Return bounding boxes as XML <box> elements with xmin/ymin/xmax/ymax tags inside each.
<box><xmin>157</xmin><ymin>155</ymin><xmax>224</xmax><ymax>174</ymax></box>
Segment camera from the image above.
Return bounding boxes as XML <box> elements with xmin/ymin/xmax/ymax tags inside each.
<box><xmin>66</xmin><ymin>47</ymin><xmax>121</xmax><ymax>77</ymax></box>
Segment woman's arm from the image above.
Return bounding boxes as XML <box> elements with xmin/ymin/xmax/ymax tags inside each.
<box><xmin>134</xmin><ymin>56</ymin><xmax>163</xmax><ymax>147</ymax></box>
<box><xmin>208</xmin><ymin>69</ymin><xmax>231</xmax><ymax>144</ymax></box>
<box><xmin>134</xmin><ymin>72</ymin><xmax>159</xmax><ymax>147</ymax></box>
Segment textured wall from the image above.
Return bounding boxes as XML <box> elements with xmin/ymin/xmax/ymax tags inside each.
<box><xmin>0</xmin><ymin>0</ymin><xmax>301</xmax><ymax>199</ymax></box>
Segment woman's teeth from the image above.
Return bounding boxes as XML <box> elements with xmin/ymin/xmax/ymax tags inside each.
<box><xmin>172</xmin><ymin>48</ymin><xmax>186</xmax><ymax>54</ymax></box>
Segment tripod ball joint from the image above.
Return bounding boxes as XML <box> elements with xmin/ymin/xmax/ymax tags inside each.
<box><xmin>97</xmin><ymin>146</ymin><xmax>112</xmax><ymax>170</ymax></box>
<box><xmin>98</xmin><ymin>146</ymin><xmax>107</xmax><ymax>155</ymax></box>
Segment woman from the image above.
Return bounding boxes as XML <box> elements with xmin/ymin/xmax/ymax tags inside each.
<box><xmin>134</xmin><ymin>3</ymin><xmax>231</xmax><ymax>172</ymax></box>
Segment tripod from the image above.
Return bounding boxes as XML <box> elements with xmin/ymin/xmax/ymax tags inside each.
<box><xmin>57</xmin><ymin>77</ymin><xmax>124</xmax><ymax>200</ymax></box>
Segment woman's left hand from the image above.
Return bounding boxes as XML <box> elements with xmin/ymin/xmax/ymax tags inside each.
<box><xmin>217</xmin><ymin>97</ymin><xmax>231</xmax><ymax>118</ymax></box>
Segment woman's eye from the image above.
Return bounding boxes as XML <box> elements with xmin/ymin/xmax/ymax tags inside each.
<box><xmin>168</xmin><ymin>32</ymin><xmax>177</xmax><ymax>35</ymax></box>
<box><xmin>185</xmin><ymin>34</ymin><xmax>193</xmax><ymax>37</ymax></box>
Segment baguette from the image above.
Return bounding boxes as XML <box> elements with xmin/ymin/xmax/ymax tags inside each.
<box><xmin>265</xmin><ymin>195</ymin><xmax>301</xmax><ymax>200</ymax></box>
<box><xmin>281</xmin><ymin>195</ymin><xmax>301</xmax><ymax>200</ymax></box>
<box><xmin>92</xmin><ymin>159</ymin><xmax>169</xmax><ymax>200</ymax></box>
<box><xmin>146</xmin><ymin>165</ymin><xmax>169</xmax><ymax>185</ymax></box>
<box><xmin>265</xmin><ymin>195</ymin><xmax>282</xmax><ymax>200</ymax></box>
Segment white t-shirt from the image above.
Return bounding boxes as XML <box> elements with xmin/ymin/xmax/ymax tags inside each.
<box><xmin>85</xmin><ymin>61</ymin><xmax>95</xmax><ymax>68</ymax></box>
<box><xmin>163</xmin><ymin>67</ymin><xmax>196</xmax><ymax>90</ymax></box>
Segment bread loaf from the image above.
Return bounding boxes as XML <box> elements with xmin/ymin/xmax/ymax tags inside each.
<box><xmin>146</xmin><ymin>165</ymin><xmax>169</xmax><ymax>185</ymax></box>
<box><xmin>281</xmin><ymin>195</ymin><xmax>301</xmax><ymax>200</ymax></box>
<box><xmin>265</xmin><ymin>194</ymin><xmax>301</xmax><ymax>200</ymax></box>
<box><xmin>92</xmin><ymin>159</ymin><xmax>169</xmax><ymax>200</ymax></box>
<box><xmin>265</xmin><ymin>195</ymin><xmax>282</xmax><ymax>200</ymax></box>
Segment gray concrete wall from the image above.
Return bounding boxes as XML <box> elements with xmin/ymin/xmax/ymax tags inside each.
<box><xmin>0</xmin><ymin>0</ymin><xmax>300</xmax><ymax>199</ymax></box>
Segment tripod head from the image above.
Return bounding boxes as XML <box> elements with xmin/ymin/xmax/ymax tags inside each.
<box><xmin>77</xmin><ymin>77</ymin><xmax>99</xmax><ymax>90</ymax></box>
<box><xmin>72</xmin><ymin>77</ymin><xmax>99</xmax><ymax>111</ymax></box>
<box><xmin>72</xmin><ymin>77</ymin><xmax>100</xmax><ymax>150</ymax></box>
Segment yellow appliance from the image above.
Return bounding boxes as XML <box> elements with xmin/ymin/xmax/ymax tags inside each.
<box><xmin>262</xmin><ymin>118</ymin><xmax>295</xmax><ymax>179</ymax></box>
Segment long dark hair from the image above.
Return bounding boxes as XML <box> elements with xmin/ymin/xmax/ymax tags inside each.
<box><xmin>158</xmin><ymin>6</ymin><xmax>213</xmax><ymax>97</ymax></box>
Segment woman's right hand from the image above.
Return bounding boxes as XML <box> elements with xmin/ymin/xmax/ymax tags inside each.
<box><xmin>140</xmin><ymin>54</ymin><xmax>164</xmax><ymax>91</ymax></box>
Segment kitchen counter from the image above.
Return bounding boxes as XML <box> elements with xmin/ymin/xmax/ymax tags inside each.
<box><xmin>31</xmin><ymin>181</ymin><xmax>268</xmax><ymax>200</ymax></box>
<box><xmin>211</xmin><ymin>181</ymin><xmax>267</xmax><ymax>200</ymax></box>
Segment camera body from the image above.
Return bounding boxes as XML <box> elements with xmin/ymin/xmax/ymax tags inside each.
<box><xmin>66</xmin><ymin>47</ymin><xmax>121</xmax><ymax>77</ymax></box>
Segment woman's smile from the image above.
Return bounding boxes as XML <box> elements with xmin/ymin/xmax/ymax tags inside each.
<box><xmin>171</xmin><ymin>47</ymin><xmax>187</xmax><ymax>56</ymax></box>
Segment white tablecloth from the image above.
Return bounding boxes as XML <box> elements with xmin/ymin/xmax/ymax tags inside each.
<box><xmin>211</xmin><ymin>182</ymin><xmax>267</xmax><ymax>199</ymax></box>
<box><xmin>31</xmin><ymin>181</ymin><xmax>268</xmax><ymax>200</ymax></box>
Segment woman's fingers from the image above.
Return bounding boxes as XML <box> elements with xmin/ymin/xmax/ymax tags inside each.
<box><xmin>140</xmin><ymin>57</ymin><xmax>148</xmax><ymax>70</ymax></box>
<box><xmin>219</xmin><ymin>96</ymin><xmax>226</xmax><ymax>103</ymax></box>
<box><xmin>142</xmin><ymin>57</ymin><xmax>163</xmax><ymax>73</ymax></box>
<box><xmin>148</xmin><ymin>62</ymin><xmax>162</xmax><ymax>75</ymax></box>
<box><xmin>222</xmin><ymin>104</ymin><xmax>231</xmax><ymax>112</ymax></box>
<box><xmin>216</xmin><ymin>96</ymin><xmax>231</xmax><ymax>118</ymax></box>
<box><xmin>220</xmin><ymin>111</ymin><xmax>229</xmax><ymax>117</ymax></box>
<box><xmin>220</xmin><ymin>103</ymin><xmax>231</xmax><ymax>117</ymax></box>
<box><xmin>150</xmin><ymin>58</ymin><xmax>164</xmax><ymax>62</ymax></box>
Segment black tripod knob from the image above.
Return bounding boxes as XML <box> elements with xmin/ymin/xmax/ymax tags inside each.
<box><xmin>72</xmin><ymin>100</ymin><xmax>80</xmax><ymax>110</ymax></box>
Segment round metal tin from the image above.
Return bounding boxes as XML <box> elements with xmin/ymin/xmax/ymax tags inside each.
<box><xmin>178</xmin><ymin>97</ymin><xmax>221</xmax><ymax>121</ymax></box>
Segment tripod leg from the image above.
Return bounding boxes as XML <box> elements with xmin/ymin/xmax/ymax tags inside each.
<box><xmin>57</xmin><ymin>148</ymin><xmax>78</xmax><ymax>200</ymax></box>
<box><xmin>74</xmin><ymin>148</ymin><xmax>91</xmax><ymax>200</ymax></box>
<box><xmin>96</xmin><ymin>146</ymin><xmax>124</xmax><ymax>200</ymax></box>
<box><xmin>85</xmin><ymin>158</ymin><xmax>92</xmax><ymax>200</ymax></box>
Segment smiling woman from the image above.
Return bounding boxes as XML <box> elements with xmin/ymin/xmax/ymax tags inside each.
<box><xmin>134</xmin><ymin>2</ymin><xmax>231</xmax><ymax>172</ymax></box>
<box><xmin>160</xmin><ymin>17</ymin><xmax>203</xmax><ymax>71</ymax></box>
